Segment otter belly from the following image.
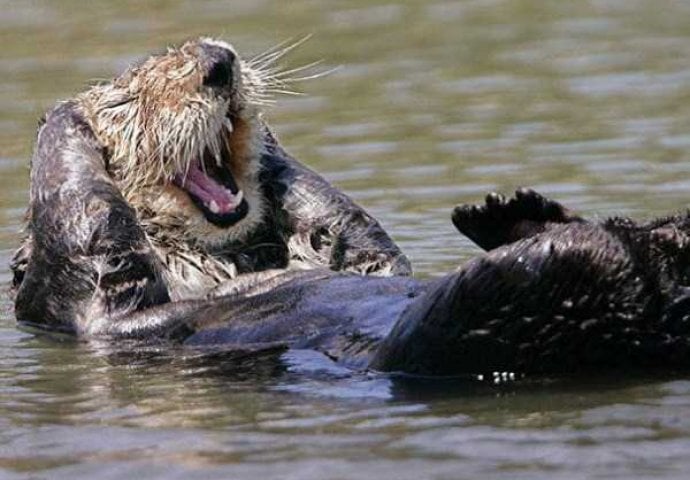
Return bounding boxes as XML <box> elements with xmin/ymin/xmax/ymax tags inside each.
<box><xmin>182</xmin><ymin>272</ymin><xmax>425</xmax><ymax>370</ymax></box>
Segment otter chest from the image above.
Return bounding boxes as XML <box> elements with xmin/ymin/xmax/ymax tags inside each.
<box><xmin>155</xmin><ymin>240</ymin><xmax>289</xmax><ymax>301</ymax></box>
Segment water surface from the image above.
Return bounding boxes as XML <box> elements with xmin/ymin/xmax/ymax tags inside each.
<box><xmin>3</xmin><ymin>1</ymin><xmax>690</xmax><ymax>478</ymax></box>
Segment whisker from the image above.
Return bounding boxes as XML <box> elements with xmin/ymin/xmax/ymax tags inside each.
<box><xmin>248</xmin><ymin>34</ymin><xmax>313</xmax><ymax>68</ymax></box>
<box><xmin>277</xmin><ymin>66</ymin><xmax>341</xmax><ymax>83</ymax></box>
<box><xmin>248</xmin><ymin>37</ymin><xmax>297</xmax><ymax>65</ymax></box>
<box><xmin>269</xmin><ymin>60</ymin><xmax>325</xmax><ymax>78</ymax></box>
<box><xmin>262</xmin><ymin>89</ymin><xmax>305</xmax><ymax>96</ymax></box>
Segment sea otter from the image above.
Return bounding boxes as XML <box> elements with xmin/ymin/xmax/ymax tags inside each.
<box><xmin>11</xmin><ymin>38</ymin><xmax>409</xmax><ymax>325</ymax></box>
<box><xmin>11</xmin><ymin>38</ymin><xmax>690</xmax><ymax>375</ymax></box>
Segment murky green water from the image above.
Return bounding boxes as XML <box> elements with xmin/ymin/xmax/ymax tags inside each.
<box><xmin>3</xmin><ymin>1</ymin><xmax>690</xmax><ymax>478</ymax></box>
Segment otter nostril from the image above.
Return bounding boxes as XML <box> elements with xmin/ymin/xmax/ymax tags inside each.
<box><xmin>199</xmin><ymin>43</ymin><xmax>236</xmax><ymax>90</ymax></box>
<box><xmin>203</xmin><ymin>61</ymin><xmax>233</xmax><ymax>89</ymax></box>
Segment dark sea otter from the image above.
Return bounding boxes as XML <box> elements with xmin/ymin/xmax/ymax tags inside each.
<box><xmin>11</xmin><ymin>38</ymin><xmax>690</xmax><ymax>375</ymax></box>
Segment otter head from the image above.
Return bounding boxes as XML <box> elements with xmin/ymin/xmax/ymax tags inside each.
<box><xmin>77</xmin><ymin>38</ymin><xmax>271</xmax><ymax>246</ymax></box>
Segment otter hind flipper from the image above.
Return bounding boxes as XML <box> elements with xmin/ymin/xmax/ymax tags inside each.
<box><xmin>371</xmin><ymin>223</ymin><xmax>658</xmax><ymax>375</ymax></box>
<box><xmin>452</xmin><ymin>188</ymin><xmax>584</xmax><ymax>251</ymax></box>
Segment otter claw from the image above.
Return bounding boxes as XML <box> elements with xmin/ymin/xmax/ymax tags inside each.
<box><xmin>515</xmin><ymin>187</ymin><xmax>543</xmax><ymax>205</ymax></box>
<box><xmin>485</xmin><ymin>192</ymin><xmax>505</xmax><ymax>207</ymax></box>
<box><xmin>515</xmin><ymin>187</ymin><xmax>532</xmax><ymax>199</ymax></box>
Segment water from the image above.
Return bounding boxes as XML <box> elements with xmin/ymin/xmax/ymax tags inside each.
<box><xmin>3</xmin><ymin>0</ymin><xmax>690</xmax><ymax>478</ymax></box>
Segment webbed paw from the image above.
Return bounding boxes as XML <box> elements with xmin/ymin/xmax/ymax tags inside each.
<box><xmin>452</xmin><ymin>188</ymin><xmax>583</xmax><ymax>251</ymax></box>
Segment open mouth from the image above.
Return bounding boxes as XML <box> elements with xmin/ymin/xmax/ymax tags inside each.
<box><xmin>172</xmin><ymin>140</ymin><xmax>249</xmax><ymax>228</ymax></box>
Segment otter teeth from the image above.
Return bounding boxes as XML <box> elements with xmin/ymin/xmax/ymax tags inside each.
<box><xmin>232</xmin><ymin>189</ymin><xmax>244</xmax><ymax>206</ymax></box>
<box><xmin>206</xmin><ymin>190</ymin><xmax>243</xmax><ymax>215</ymax></box>
<box><xmin>224</xmin><ymin>117</ymin><xmax>234</xmax><ymax>133</ymax></box>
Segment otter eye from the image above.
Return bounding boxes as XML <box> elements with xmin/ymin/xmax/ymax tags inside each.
<box><xmin>203</xmin><ymin>62</ymin><xmax>232</xmax><ymax>89</ymax></box>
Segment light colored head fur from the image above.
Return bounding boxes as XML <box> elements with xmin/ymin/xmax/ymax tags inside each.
<box><xmin>74</xmin><ymin>37</ymin><xmax>308</xmax><ymax>247</ymax></box>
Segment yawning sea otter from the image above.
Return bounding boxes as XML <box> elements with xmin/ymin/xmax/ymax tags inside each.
<box><xmin>10</xmin><ymin>38</ymin><xmax>690</xmax><ymax>375</ymax></box>
<box><xmin>11</xmin><ymin>38</ymin><xmax>409</xmax><ymax>326</ymax></box>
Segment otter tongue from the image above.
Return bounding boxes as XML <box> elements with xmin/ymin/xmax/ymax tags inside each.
<box><xmin>175</xmin><ymin>161</ymin><xmax>243</xmax><ymax>214</ymax></box>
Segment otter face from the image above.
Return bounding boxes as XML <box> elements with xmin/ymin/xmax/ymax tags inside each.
<box><xmin>167</xmin><ymin>40</ymin><xmax>251</xmax><ymax>228</ymax></box>
<box><xmin>79</xmin><ymin>38</ymin><xmax>270</xmax><ymax>246</ymax></box>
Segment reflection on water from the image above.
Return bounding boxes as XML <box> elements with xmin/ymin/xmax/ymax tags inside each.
<box><xmin>3</xmin><ymin>0</ymin><xmax>690</xmax><ymax>478</ymax></box>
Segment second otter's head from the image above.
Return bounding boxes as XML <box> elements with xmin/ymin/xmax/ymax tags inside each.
<box><xmin>77</xmin><ymin>38</ymin><xmax>271</xmax><ymax>246</ymax></box>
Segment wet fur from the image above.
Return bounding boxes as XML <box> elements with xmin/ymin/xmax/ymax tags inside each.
<box><xmin>10</xmin><ymin>39</ymin><xmax>690</xmax><ymax>375</ymax></box>
<box><xmin>14</xmin><ymin>109</ymin><xmax>690</xmax><ymax>373</ymax></box>
<box><xmin>375</xmin><ymin>193</ymin><xmax>690</xmax><ymax>374</ymax></box>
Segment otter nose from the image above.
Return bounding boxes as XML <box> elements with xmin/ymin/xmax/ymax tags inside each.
<box><xmin>201</xmin><ymin>45</ymin><xmax>236</xmax><ymax>89</ymax></box>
